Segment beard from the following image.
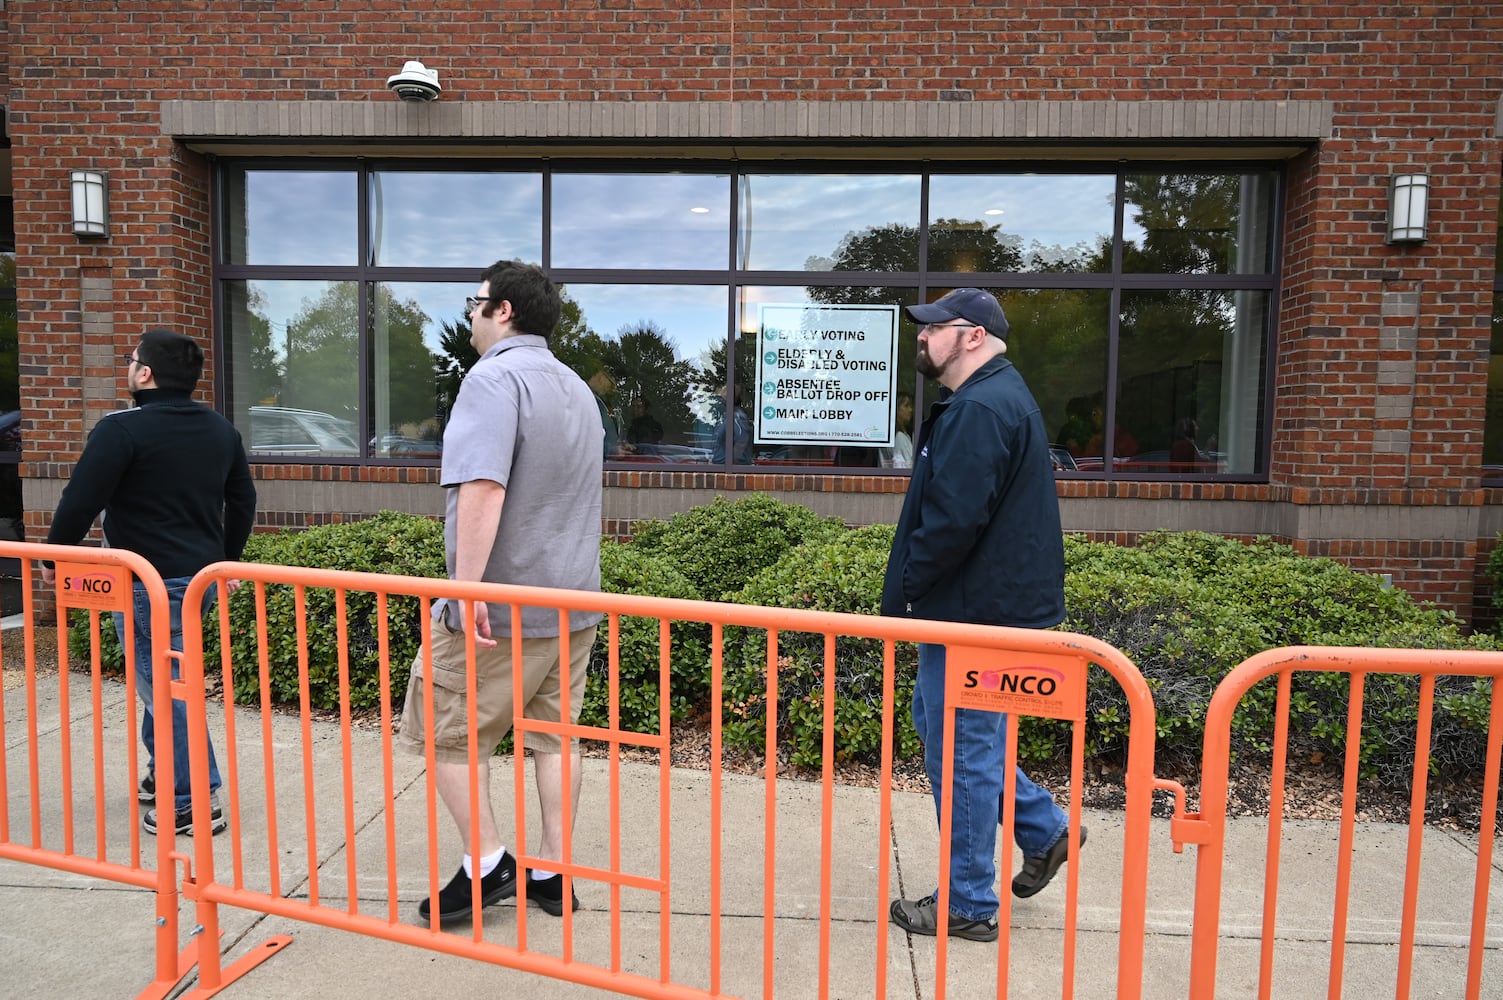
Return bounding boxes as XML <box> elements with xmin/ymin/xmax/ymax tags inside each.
<box><xmin>915</xmin><ymin>340</ymin><xmax>958</xmax><ymax>380</ymax></box>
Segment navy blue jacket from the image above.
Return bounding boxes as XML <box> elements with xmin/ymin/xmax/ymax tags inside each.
<box><xmin>880</xmin><ymin>355</ymin><xmax>1065</xmax><ymax>628</ymax></box>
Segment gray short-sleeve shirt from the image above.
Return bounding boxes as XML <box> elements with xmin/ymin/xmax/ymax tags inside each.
<box><xmin>439</xmin><ymin>334</ymin><xmax>604</xmax><ymax>636</ymax></box>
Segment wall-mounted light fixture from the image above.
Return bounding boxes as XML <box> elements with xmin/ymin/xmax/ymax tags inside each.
<box><xmin>1386</xmin><ymin>173</ymin><xmax>1429</xmax><ymax>245</ymax></box>
<box><xmin>69</xmin><ymin>170</ymin><xmax>109</xmax><ymax>238</ymax></box>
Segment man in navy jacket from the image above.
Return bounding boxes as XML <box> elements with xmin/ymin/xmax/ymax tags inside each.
<box><xmin>883</xmin><ymin>288</ymin><xmax>1082</xmax><ymax>942</ymax></box>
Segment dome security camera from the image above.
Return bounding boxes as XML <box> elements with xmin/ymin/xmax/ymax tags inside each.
<box><xmin>386</xmin><ymin>60</ymin><xmax>441</xmax><ymax>102</ymax></box>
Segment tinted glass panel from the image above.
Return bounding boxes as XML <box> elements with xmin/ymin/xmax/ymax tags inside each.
<box><xmin>928</xmin><ymin>175</ymin><xmax>1115</xmax><ymax>273</ymax></box>
<box><xmin>224</xmin><ymin>170</ymin><xmax>358</xmax><ymax>266</ymax></box>
<box><xmin>371</xmin><ymin>171</ymin><xmax>542</xmax><ymax>268</ymax></box>
<box><xmin>1123</xmin><ymin>171</ymin><xmax>1276</xmax><ymax>274</ymax></box>
<box><xmin>372</xmin><ymin>281</ymin><xmax>465</xmax><ymax>460</ymax></box>
<box><xmin>738</xmin><ymin>174</ymin><xmax>921</xmax><ymax>272</ymax></box>
<box><xmin>551</xmin><ymin>174</ymin><xmax>730</xmax><ymax>270</ymax></box>
<box><xmin>552</xmin><ymin>284</ymin><xmax>729</xmax><ymax>464</ymax></box>
<box><xmin>1116</xmin><ymin>289</ymin><xmax>1268</xmax><ymax>475</ymax></box>
<box><xmin>0</xmin><ymin>299</ymin><xmax>16</xmax><ymax>455</ymax></box>
<box><xmin>224</xmin><ymin>279</ymin><xmax>360</xmax><ymax>458</ymax></box>
<box><xmin>1485</xmin><ymin>293</ymin><xmax>1503</xmax><ymax>470</ymax></box>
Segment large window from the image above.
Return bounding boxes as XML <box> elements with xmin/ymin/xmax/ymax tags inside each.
<box><xmin>1486</xmin><ymin>197</ymin><xmax>1503</xmax><ymax>475</ymax></box>
<box><xmin>216</xmin><ymin>162</ymin><xmax>1279</xmax><ymax>477</ymax></box>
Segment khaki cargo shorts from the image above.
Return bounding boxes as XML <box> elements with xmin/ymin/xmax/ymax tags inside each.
<box><xmin>398</xmin><ymin>612</ymin><xmax>596</xmax><ymax>763</ymax></box>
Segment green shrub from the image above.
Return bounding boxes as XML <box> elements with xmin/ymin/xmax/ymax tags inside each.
<box><xmin>207</xmin><ymin>512</ymin><xmax>447</xmax><ymax>713</ymax></box>
<box><xmin>584</xmin><ymin>540</ymin><xmax>709</xmax><ymax>734</ymax></box>
<box><xmin>630</xmin><ymin>494</ymin><xmax>845</xmax><ymax>602</ymax></box>
<box><xmin>721</xmin><ymin>524</ymin><xmax>924</xmax><ymax>767</ymax></box>
<box><xmin>1066</xmin><ymin>531</ymin><xmax>1497</xmax><ymax>786</ymax></box>
<box><xmin>66</xmin><ymin>607</ymin><xmax>126</xmax><ymax>673</ymax></box>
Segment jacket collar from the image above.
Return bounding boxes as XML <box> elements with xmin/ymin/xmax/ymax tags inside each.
<box><xmin>128</xmin><ymin>387</ymin><xmax>194</xmax><ymax>407</ymax></box>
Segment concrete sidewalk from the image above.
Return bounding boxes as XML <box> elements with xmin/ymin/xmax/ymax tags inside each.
<box><xmin>3</xmin><ymin>671</ymin><xmax>1500</xmax><ymax>998</ymax></box>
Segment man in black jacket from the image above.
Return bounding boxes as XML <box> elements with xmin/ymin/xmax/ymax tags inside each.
<box><xmin>44</xmin><ymin>329</ymin><xmax>256</xmax><ymax>836</ymax></box>
<box><xmin>882</xmin><ymin>288</ymin><xmax>1083</xmax><ymax>942</ymax></box>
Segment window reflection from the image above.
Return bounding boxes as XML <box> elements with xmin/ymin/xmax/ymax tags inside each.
<box><xmin>928</xmin><ymin>175</ymin><xmax>1114</xmax><ymax>273</ymax></box>
<box><xmin>372</xmin><ymin>282</ymin><xmax>461</xmax><ymax>459</ymax></box>
<box><xmin>224</xmin><ymin>170</ymin><xmax>357</xmax><ymax>266</ymax></box>
<box><xmin>371</xmin><ymin>171</ymin><xmax>541</xmax><ymax>268</ymax></box>
<box><xmin>1122</xmin><ymin>171</ymin><xmax>1276</xmax><ymax>275</ymax></box>
<box><xmin>552</xmin><ymin>174</ymin><xmax>730</xmax><ymax>270</ymax></box>
<box><xmin>1485</xmin><ymin>292</ymin><xmax>1503</xmax><ymax>469</ymax></box>
<box><xmin>0</xmin><ymin>299</ymin><xmax>16</xmax><ymax>455</ymax></box>
<box><xmin>991</xmin><ymin>288</ymin><xmax>1111</xmax><ymax>471</ymax></box>
<box><xmin>552</xmin><ymin>284</ymin><xmax>728</xmax><ymax>463</ymax></box>
<box><xmin>214</xmin><ymin>162</ymin><xmax>1278</xmax><ymax>478</ymax></box>
<box><xmin>738</xmin><ymin>174</ymin><xmax>920</xmax><ymax>272</ymax></box>
<box><xmin>1115</xmin><ymin>289</ymin><xmax>1268</xmax><ymax>474</ymax></box>
<box><xmin>224</xmin><ymin>279</ymin><xmax>361</xmax><ymax>458</ymax></box>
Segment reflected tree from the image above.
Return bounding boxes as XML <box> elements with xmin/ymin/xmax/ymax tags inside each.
<box><xmin>601</xmin><ymin>321</ymin><xmax>697</xmax><ymax>444</ymax></box>
<box><xmin>283</xmin><ymin>284</ymin><xmax>433</xmax><ymax>430</ymax></box>
<box><xmin>1122</xmin><ymin>173</ymin><xmax>1244</xmax><ymax>274</ymax></box>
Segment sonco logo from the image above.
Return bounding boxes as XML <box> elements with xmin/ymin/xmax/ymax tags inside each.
<box><xmin>963</xmin><ymin>665</ymin><xmax>1065</xmax><ymax>697</ymax></box>
<box><xmin>62</xmin><ymin>574</ymin><xmax>114</xmax><ymax>595</ymax></box>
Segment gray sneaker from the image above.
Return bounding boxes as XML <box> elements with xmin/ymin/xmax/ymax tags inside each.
<box><xmin>890</xmin><ymin>894</ymin><xmax>999</xmax><ymax>942</ymax></box>
<box><xmin>143</xmin><ymin>790</ymin><xmax>227</xmax><ymax>836</ymax></box>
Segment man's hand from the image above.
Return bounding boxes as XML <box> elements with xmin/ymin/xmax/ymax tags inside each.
<box><xmin>467</xmin><ymin>599</ymin><xmax>496</xmax><ymax>648</ymax></box>
<box><xmin>40</xmin><ymin>564</ymin><xmax>55</xmax><ymax>588</ymax></box>
<box><xmin>224</xmin><ymin>578</ymin><xmax>243</xmax><ymax>595</ymax></box>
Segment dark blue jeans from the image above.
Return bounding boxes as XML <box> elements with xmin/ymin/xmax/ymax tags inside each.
<box><xmin>113</xmin><ymin>577</ymin><xmax>222</xmax><ymax>812</ymax></box>
<box><xmin>912</xmin><ymin>642</ymin><xmax>1068</xmax><ymax>921</ymax></box>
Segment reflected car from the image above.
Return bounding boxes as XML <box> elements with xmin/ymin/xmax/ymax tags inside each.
<box><xmin>1048</xmin><ymin>446</ymin><xmax>1078</xmax><ymax>472</ymax></box>
<box><xmin>248</xmin><ymin>406</ymin><xmax>359</xmax><ymax>457</ymax></box>
<box><xmin>373</xmin><ymin>434</ymin><xmax>443</xmax><ymax>459</ymax></box>
<box><xmin>0</xmin><ymin>410</ymin><xmax>20</xmax><ymax>453</ymax></box>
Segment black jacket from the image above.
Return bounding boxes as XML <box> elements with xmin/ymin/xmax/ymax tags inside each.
<box><xmin>880</xmin><ymin>355</ymin><xmax>1065</xmax><ymax>628</ymax></box>
<box><xmin>47</xmin><ymin>388</ymin><xmax>257</xmax><ymax>579</ymax></box>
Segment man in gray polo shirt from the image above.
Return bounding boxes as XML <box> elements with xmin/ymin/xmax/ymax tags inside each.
<box><xmin>398</xmin><ymin>259</ymin><xmax>604</xmax><ymax>927</ymax></box>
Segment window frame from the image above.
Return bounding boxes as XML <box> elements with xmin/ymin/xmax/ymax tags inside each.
<box><xmin>211</xmin><ymin>157</ymin><xmax>1283</xmax><ymax>481</ymax></box>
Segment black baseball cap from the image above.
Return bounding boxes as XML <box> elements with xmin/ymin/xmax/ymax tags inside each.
<box><xmin>904</xmin><ymin>288</ymin><xmax>1009</xmax><ymax>340</ymax></box>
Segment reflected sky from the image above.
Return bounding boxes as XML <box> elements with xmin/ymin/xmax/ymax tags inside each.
<box><xmin>929</xmin><ymin>174</ymin><xmax>1114</xmax><ymax>264</ymax></box>
<box><xmin>739</xmin><ymin>174</ymin><xmax>920</xmax><ymax>271</ymax></box>
<box><xmin>234</xmin><ymin>171</ymin><xmax>357</xmax><ymax>266</ymax></box>
<box><xmin>373</xmin><ymin>172</ymin><xmax>542</xmax><ymax>268</ymax></box>
<box><xmin>553</xmin><ymin>173</ymin><xmax>731</xmax><ymax>269</ymax></box>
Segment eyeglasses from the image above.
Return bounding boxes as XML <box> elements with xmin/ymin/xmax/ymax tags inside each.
<box><xmin>918</xmin><ymin>321</ymin><xmax>976</xmax><ymax>335</ymax></box>
<box><xmin>122</xmin><ymin>354</ymin><xmax>141</xmax><ymax>367</ymax></box>
<box><xmin>465</xmin><ymin>295</ymin><xmax>489</xmax><ymax>314</ymax></box>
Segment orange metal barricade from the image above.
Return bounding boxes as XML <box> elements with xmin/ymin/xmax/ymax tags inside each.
<box><xmin>0</xmin><ymin>543</ymin><xmax>285</xmax><ymax>999</ymax></box>
<box><xmin>1178</xmin><ymin>646</ymin><xmax>1503</xmax><ymax>1000</ymax></box>
<box><xmin>168</xmin><ymin>560</ymin><xmax>1156</xmax><ymax>999</ymax></box>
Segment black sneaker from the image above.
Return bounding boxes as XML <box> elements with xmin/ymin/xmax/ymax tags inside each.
<box><xmin>420</xmin><ymin>852</ymin><xmax>517</xmax><ymax>926</ymax></box>
<box><xmin>889</xmin><ymin>894</ymin><xmax>998</xmax><ymax>942</ymax></box>
<box><xmin>143</xmin><ymin>792</ymin><xmax>227</xmax><ymax>836</ymax></box>
<box><xmin>523</xmin><ymin>870</ymin><xmax>580</xmax><ymax>916</ymax></box>
<box><xmin>137</xmin><ymin>771</ymin><xmax>156</xmax><ymax>803</ymax></box>
<box><xmin>1013</xmin><ymin>824</ymin><xmax>1087</xmax><ymax>898</ymax></box>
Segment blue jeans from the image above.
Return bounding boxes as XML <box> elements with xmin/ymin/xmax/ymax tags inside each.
<box><xmin>912</xmin><ymin>642</ymin><xmax>1068</xmax><ymax>921</ymax></box>
<box><xmin>113</xmin><ymin>577</ymin><xmax>222</xmax><ymax>812</ymax></box>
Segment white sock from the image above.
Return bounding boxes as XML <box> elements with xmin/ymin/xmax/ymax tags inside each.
<box><xmin>462</xmin><ymin>846</ymin><xmax>506</xmax><ymax>878</ymax></box>
<box><xmin>530</xmin><ymin>867</ymin><xmax>557</xmax><ymax>880</ymax></box>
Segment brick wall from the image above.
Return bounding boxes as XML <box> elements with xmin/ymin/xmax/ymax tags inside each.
<box><xmin>5</xmin><ymin>2</ymin><xmax>1503</xmax><ymax>617</ymax></box>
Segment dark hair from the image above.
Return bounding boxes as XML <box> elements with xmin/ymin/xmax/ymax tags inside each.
<box><xmin>477</xmin><ymin>260</ymin><xmax>562</xmax><ymax>340</ymax></box>
<box><xmin>136</xmin><ymin>329</ymin><xmax>203</xmax><ymax>392</ymax></box>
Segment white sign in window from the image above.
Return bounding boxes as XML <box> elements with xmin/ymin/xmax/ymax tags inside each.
<box><xmin>754</xmin><ymin>304</ymin><xmax>899</xmax><ymax>446</ymax></box>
